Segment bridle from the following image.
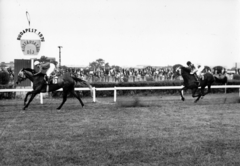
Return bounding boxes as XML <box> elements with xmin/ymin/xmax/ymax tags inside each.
<box><xmin>16</xmin><ymin>69</ymin><xmax>27</xmax><ymax>84</ymax></box>
<box><xmin>176</xmin><ymin>67</ymin><xmax>181</xmax><ymax>75</ymax></box>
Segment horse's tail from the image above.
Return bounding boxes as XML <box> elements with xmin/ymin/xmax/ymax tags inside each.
<box><xmin>72</xmin><ymin>77</ymin><xmax>93</xmax><ymax>97</ymax></box>
<box><xmin>214</xmin><ymin>75</ymin><xmax>228</xmax><ymax>84</ymax></box>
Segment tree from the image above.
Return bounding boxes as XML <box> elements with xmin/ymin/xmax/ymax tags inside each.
<box><xmin>89</xmin><ymin>61</ymin><xmax>98</xmax><ymax>71</ymax></box>
<box><xmin>89</xmin><ymin>59</ymin><xmax>110</xmax><ymax>71</ymax></box>
<box><xmin>111</xmin><ymin>65</ymin><xmax>121</xmax><ymax>72</ymax></box>
<box><xmin>39</xmin><ymin>56</ymin><xmax>49</xmax><ymax>62</ymax></box>
<box><xmin>96</xmin><ymin>58</ymin><xmax>105</xmax><ymax>68</ymax></box>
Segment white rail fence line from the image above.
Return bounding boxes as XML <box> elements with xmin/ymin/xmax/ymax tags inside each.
<box><xmin>0</xmin><ymin>85</ymin><xmax>240</xmax><ymax>104</ymax></box>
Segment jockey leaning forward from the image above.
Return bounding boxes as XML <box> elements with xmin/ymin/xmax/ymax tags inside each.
<box><xmin>34</xmin><ymin>60</ymin><xmax>56</xmax><ymax>84</ymax></box>
<box><xmin>186</xmin><ymin>61</ymin><xmax>205</xmax><ymax>83</ymax></box>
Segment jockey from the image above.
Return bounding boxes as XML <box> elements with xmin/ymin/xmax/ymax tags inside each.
<box><xmin>186</xmin><ymin>61</ymin><xmax>200</xmax><ymax>83</ymax></box>
<box><xmin>34</xmin><ymin>60</ymin><xmax>56</xmax><ymax>84</ymax></box>
<box><xmin>196</xmin><ymin>64</ymin><xmax>205</xmax><ymax>80</ymax></box>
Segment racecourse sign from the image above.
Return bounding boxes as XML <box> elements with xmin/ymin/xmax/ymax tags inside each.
<box><xmin>17</xmin><ymin>28</ymin><xmax>45</xmax><ymax>55</ymax></box>
<box><xmin>20</xmin><ymin>40</ymin><xmax>41</xmax><ymax>55</ymax></box>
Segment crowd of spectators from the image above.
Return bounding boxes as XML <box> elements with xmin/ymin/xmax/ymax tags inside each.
<box><xmin>59</xmin><ymin>65</ymin><xmax>240</xmax><ymax>83</ymax></box>
<box><xmin>1</xmin><ymin>64</ymin><xmax>240</xmax><ymax>85</ymax></box>
<box><xmin>59</xmin><ymin>66</ymin><xmax>176</xmax><ymax>83</ymax></box>
<box><xmin>0</xmin><ymin>67</ymin><xmax>14</xmax><ymax>85</ymax></box>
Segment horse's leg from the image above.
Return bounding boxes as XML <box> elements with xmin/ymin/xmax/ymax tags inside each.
<box><xmin>205</xmin><ymin>85</ymin><xmax>211</xmax><ymax>95</ymax></box>
<box><xmin>201</xmin><ymin>84</ymin><xmax>211</xmax><ymax>99</ymax></box>
<box><xmin>207</xmin><ymin>85</ymin><xmax>212</xmax><ymax>94</ymax></box>
<box><xmin>23</xmin><ymin>92</ymin><xmax>38</xmax><ymax>110</ymax></box>
<box><xmin>24</xmin><ymin>91</ymin><xmax>33</xmax><ymax>106</ymax></box>
<box><xmin>192</xmin><ymin>88</ymin><xmax>201</xmax><ymax>103</ymax></box>
<box><xmin>57</xmin><ymin>89</ymin><xmax>68</xmax><ymax>110</ymax></box>
<box><xmin>71</xmin><ymin>90</ymin><xmax>84</xmax><ymax>107</ymax></box>
<box><xmin>200</xmin><ymin>85</ymin><xmax>206</xmax><ymax>99</ymax></box>
<box><xmin>179</xmin><ymin>86</ymin><xmax>187</xmax><ymax>101</ymax></box>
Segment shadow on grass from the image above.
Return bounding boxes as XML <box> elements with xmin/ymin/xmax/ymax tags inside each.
<box><xmin>116</xmin><ymin>97</ymin><xmax>155</xmax><ymax>108</ymax></box>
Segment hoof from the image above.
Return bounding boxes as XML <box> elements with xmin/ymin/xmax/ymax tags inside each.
<box><xmin>181</xmin><ymin>98</ymin><xmax>185</xmax><ymax>101</ymax></box>
<box><xmin>56</xmin><ymin>107</ymin><xmax>61</xmax><ymax>110</ymax></box>
<box><xmin>194</xmin><ymin>100</ymin><xmax>199</xmax><ymax>103</ymax></box>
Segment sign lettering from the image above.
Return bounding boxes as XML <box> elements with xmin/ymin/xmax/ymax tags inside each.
<box><xmin>17</xmin><ymin>28</ymin><xmax>45</xmax><ymax>42</ymax></box>
<box><xmin>21</xmin><ymin>40</ymin><xmax>41</xmax><ymax>55</ymax></box>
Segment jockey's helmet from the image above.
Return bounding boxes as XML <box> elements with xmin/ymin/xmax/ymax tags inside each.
<box><xmin>34</xmin><ymin>61</ymin><xmax>40</xmax><ymax>66</ymax></box>
<box><xmin>186</xmin><ymin>61</ymin><xmax>191</xmax><ymax>66</ymax></box>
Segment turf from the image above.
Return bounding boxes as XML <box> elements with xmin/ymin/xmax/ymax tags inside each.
<box><xmin>0</xmin><ymin>94</ymin><xmax>240</xmax><ymax>165</ymax></box>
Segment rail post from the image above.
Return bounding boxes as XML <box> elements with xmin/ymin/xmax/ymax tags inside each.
<box><xmin>40</xmin><ymin>93</ymin><xmax>43</xmax><ymax>104</ymax></box>
<box><xmin>30</xmin><ymin>58</ymin><xmax>34</xmax><ymax>88</ymax></box>
<box><xmin>225</xmin><ymin>83</ymin><xmax>227</xmax><ymax>94</ymax></box>
<box><xmin>93</xmin><ymin>87</ymin><xmax>96</xmax><ymax>102</ymax></box>
<box><xmin>114</xmin><ymin>86</ymin><xmax>117</xmax><ymax>102</ymax></box>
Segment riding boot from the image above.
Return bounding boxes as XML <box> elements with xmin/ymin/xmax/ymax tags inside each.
<box><xmin>194</xmin><ymin>74</ymin><xmax>200</xmax><ymax>85</ymax></box>
<box><xmin>44</xmin><ymin>75</ymin><xmax>49</xmax><ymax>84</ymax></box>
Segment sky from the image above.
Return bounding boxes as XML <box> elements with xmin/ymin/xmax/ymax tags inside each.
<box><xmin>0</xmin><ymin>0</ymin><xmax>239</xmax><ymax>68</ymax></box>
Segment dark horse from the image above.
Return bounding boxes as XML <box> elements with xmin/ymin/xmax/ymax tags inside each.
<box><xmin>174</xmin><ymin>65</ymin><xmax>227</xmax><ymax>102</ymax></box>
<box><xmin>16</xmin><ymin>68</ymin><xmax>93</xmax><ymax>110</ymax></box>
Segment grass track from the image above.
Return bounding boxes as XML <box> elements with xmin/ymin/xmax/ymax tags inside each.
<box><xmin>0</xmin><ymin>93</ymin><xmax>240</xmax><ymax>165</ymax></box>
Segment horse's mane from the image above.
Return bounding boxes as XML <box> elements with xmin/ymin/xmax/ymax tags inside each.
<box><xmin>22</xmin><ymin>68</ymin><xmax>37</xmax><ymax>74</ymax></box>
<box><xmin>180</xmin><ymin>66</ymin><xmax>191</xmax><ymax>73</ymax></box>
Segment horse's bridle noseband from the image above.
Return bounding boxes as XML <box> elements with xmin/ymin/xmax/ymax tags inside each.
<box><xmin>16</xmin><ymin>70</ymin><xmax>27</xmax><ymax>84</ymax></box>
<box><xmin>176</xmin><ymin>67</ymin><xmax>181</xmax><ymax>75</ymax></box>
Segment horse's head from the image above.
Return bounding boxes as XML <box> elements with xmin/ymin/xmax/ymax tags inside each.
<box><xmin>16</xmin><ymin>68</ymin><xmax>36</xmax><ymax>84</ymax></box>
<box><xmin>174</xmin><ymin>65</ymin><xmax>192</xmax><ymax>77</ymax></box>
<box><xmin>16</xmin><ymin>69</ymin><xmax>26</xmax><ymax>84</ymax></box>
<box><xmin>175</xmin><ymin>66</ymin><xmax>182</xmax><ymax>76</ymax></box>
<box><xmin>172</xmin><ymin>64</ymin><xmax>183</xmax><ymax>78</ymax></box>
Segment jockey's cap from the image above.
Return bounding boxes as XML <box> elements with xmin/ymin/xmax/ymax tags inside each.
<box><xmin>34</xmin><ymin>61</ymin><xmax>40</xmax><ymax>66</ymax></box>
<box><xmin>186</xmin><ymin>61</ymin><xmax>191</xmax><ymax>66</ymax></box>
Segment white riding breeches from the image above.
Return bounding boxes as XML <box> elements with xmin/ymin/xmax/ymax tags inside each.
<box><xmin>46</xmin><ymin>63</ymin><xmax>55</xmax><ymax>77</ymax></box>
<box><xmin>196</xmin><ymin>65</ymin><xmax>205</xmax><ymax>76</ymax></box>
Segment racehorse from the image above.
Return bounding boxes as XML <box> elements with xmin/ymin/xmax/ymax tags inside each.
<box><xmin>174</xmin><ymin>65</ymin><xmax>227</xmax><ymax>102</ymax></box>
<box><xmin>16</xmin><ymin>68</ymin><xmax>93</xmax><ymax>110</ymax></box>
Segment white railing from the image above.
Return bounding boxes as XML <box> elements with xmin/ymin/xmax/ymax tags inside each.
<box><xmin>0</xmin><ymin>85</ymin><xmax>240</xmax><ymax>104</ymax></box>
